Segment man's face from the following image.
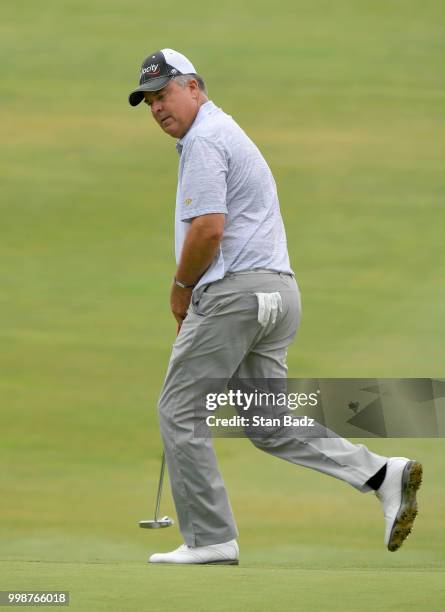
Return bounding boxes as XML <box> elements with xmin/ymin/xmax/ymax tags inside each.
<box><xmin>144</xmin><ymin>79</ymin><xmax>200</xmax><ymax>139</ymax></box>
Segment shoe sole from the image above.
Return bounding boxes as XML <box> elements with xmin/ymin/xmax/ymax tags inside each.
<box><xmin>149</xmin><ymin>559</ymin><xmax>239</xmax><ymax>566</ymax></box>
<box><xmin>387</xmin><ymin>460</ymin><xmax>423</xmax><ymax>552</ymax></box>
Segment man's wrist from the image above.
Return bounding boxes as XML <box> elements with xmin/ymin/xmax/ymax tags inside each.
<box><xmin>174</xmin><ymin>277</ymin><xmax>196</xmax><ymax>289</ymax></box>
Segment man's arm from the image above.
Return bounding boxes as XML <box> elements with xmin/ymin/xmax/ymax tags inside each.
<box><xmin>171</xmin><ymin>213</ymin><xmax>225</xmax><ymax>326</ymax></box>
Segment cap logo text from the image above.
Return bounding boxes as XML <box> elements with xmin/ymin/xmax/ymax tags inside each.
<box><xmin>141</xmin><ymin>64</ymin><xmax>160</xmax><ymax>77</ymax></box>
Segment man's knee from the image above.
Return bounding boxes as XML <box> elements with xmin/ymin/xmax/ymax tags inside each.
<box><xmin>247</xmin><ymin>433</ymin><xmax>283</xmax><ymax>452</ymax></box>
<box><xmin>157</xmin><ymin>387</ymin><xmax>174</xmax><ymax>431</ymax></box>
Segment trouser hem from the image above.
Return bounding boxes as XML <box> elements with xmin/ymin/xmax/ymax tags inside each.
<box><xmin>185</xmin><ymin>528</ymin><xmax>239</xmax><ymax>548</ymax></box>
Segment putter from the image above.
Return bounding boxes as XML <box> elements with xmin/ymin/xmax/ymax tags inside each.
<box><xmin>139</xmin><ymin>452</ymin><xmax>174</xmax><ymax>529</ymax></box>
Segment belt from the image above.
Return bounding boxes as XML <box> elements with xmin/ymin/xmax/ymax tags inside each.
<box><xmin>225</xmin><ymin>268</ymin><xmax>294</xmax><ymax>277</ymax></box>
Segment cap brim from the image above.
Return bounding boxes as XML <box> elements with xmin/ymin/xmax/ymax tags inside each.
<box><xmin>128</xmin><ymin>76</ymin><xmax>173</xmax><ymax>106</ymax></box>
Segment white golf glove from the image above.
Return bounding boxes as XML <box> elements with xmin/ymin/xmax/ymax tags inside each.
<box><xmin>254</xmin><ymin>292</ymin><xmax>283</xmax><ymax>328</ymax></box>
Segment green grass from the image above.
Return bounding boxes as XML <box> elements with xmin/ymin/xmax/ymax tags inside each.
<box><xmin>2</xmin><ymin>562</ymin><xmax>444</xmax><ymax>611</ymax></box>
<box><xmin>1</xmin><ymin>0</ymin><xmax>445</xmax><ymax>610</ymax></box>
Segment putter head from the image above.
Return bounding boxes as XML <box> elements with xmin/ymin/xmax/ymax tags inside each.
<box><xmin>139</xmin><ymin>516</ymin><xmax>174</xmax><ymax>529</ymax></box>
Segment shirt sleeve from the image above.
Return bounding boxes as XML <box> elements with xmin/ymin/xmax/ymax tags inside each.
<box><xmin>179</xmin><ymin>136</ymin><xmax>229</xmax><ymax>222</ymax></box>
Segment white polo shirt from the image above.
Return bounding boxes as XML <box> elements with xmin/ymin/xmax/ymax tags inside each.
<box><xmin>175</xmin><ymin>101</ymin><xmax>293</xmax><ymax>289</ymax></box>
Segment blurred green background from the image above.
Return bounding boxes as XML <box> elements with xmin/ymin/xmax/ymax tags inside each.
<box><xmin>1</xmin><ymin>1</ymin><xmax>444</xmax><ymax>610</ymax></box>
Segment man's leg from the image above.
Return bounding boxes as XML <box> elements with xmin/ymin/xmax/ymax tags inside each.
<box><xmin>231</xmin><ymin>273</ymin><xmax>422</xmax><ymax>552</ymax></box>
<box><xmin>157</xmin><ymin>277</ymin><xmax>266</xmax><ymax>547</ymax></box>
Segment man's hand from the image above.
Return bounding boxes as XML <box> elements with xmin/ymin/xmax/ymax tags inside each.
<box><xmin>170</xmin><ymin>282</ymin><xmax>193</xmax><ymax>327</ymax></box>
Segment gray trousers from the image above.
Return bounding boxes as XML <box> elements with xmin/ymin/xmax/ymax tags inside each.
<box><xmin>158</xmin><ymin>271</ymin><xmax>387</xmax><ymax>546</ymax></box>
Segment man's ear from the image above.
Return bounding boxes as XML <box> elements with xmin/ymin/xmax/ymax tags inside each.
<box><xmin>189</xmin><ymin>78</ymin><xmax>200</xmax><ymax>100</ymax></box>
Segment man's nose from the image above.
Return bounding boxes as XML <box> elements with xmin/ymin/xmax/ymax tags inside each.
<box><xmin>151</xmin><ymin>98</ymin><xmax>162</xmax><ymax>115</ymax></box>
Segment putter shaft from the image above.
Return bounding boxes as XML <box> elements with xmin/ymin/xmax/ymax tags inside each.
<box><xmin>154</xmin><ymin>452</ymin><xmax>166</xmax><ymax>521</ymax></box>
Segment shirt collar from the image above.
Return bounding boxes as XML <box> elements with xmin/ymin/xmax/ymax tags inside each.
<box><xmin>176</xmin><ymin>100</ymin><xmax>217</xmax><ymax>154</ymax></box>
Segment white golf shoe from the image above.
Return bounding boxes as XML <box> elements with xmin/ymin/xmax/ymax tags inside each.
<box><xmin>375</xmin><ymin>457</ymin><xmax>422</xmax><ymax>552</ymax></box>
<box><xmin>149</xmin><ymin>539</ymin><xmax>239</xmax><ymax>565</ymax></box>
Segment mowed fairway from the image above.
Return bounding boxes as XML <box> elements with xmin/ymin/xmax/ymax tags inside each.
<box><xmin>1</xmin><ymin>1</ymin><xmax>444</xmax><ymax>610</ymax></box>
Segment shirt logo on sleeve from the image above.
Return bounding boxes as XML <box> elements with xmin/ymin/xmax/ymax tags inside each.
<box><xmin>185</xmin><ymin>198</ymin><xmax>193</xmax><ymax>205</ymax></box>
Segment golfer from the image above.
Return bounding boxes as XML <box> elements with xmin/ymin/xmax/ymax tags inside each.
<box><xmin>129</xmin><ymin>49</ymin><xmax>422</xmax><ymax>565</ymax></box>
